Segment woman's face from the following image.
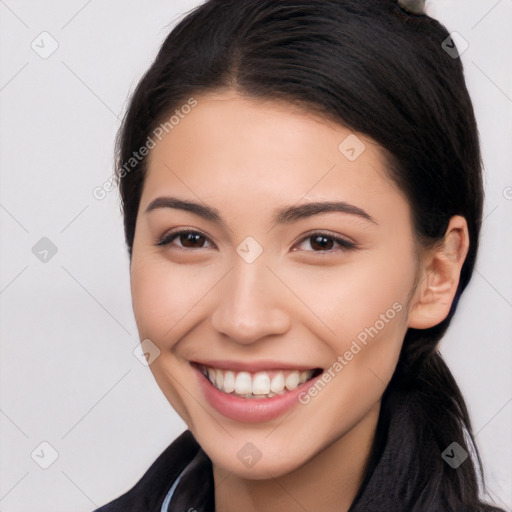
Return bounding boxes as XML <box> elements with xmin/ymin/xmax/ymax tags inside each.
<box><xmin>130</xmin><ymin>90</ymin><xmax>419</xmax><ymax>478</ymax></box>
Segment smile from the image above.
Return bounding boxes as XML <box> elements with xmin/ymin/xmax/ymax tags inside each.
<box><xmin>196</xmin><ymin>364</ymin><xmax>323</xmax><ymax>399</ymax></box>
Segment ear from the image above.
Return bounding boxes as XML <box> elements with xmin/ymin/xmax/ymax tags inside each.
<box><xmin>408</xmin><ymin>215</ymin><xmax>470</xmax><ymax>329</ymax></box>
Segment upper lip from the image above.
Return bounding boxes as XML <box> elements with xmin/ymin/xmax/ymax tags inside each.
<box><xmin>191</xmin><ymin>360</ymin><xmax>322</xmax><ymax>372</ymax></box>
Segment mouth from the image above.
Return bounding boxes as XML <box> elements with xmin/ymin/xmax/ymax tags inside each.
<box><xmin>193</xmin><ymin>362</ymin><xmax>323</xmax><ymax>399</ymax></box>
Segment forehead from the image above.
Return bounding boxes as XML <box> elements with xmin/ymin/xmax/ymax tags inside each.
<box><xmin>142</xmin><ymin>91</ymin><xmax>407</xmax><ymax>220</ymax></box>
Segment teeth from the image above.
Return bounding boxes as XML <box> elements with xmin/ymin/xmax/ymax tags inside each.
<box><xmin>223</xmin><ymin>370</ymin><xmax>235</xmax><ymax>393</ymax></box>
<box><xmin>270</xmin><ymin>372</ymin><xmax>285</xmax><ymax>393</ymax></box>
<box><xmin>252</xmin><ymin>372</ymin><xmax>271</xmax><ymax>395</ymax></box>
<box><xmin>234</xmin><ymin>372</ymin><xmax>253</xmax><ymax>395</ymax></box>
<box><xmin>201</xmin><ymin>365</ymin><xmax>317</xmax><ymax>399</ymax></box>
<box><xmin>285</xmin><ymin>372</ymin><xmax>300</xmax><ymax>391</ymax></box>
<box><xmin>299</xmin><ymin>370</ymin><xmax>309</xmax><ymax>384</ymax></box>
<box><xmin>215</xmin><ymin>369</ymin><xmax>224</xmax><ymax>389</ymax></box>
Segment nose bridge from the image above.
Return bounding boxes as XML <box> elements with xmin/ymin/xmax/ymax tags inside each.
<box><xmin>210</xmin><ymin>254</ymin><xmax>290</xmax><ymax>344</ymax></box>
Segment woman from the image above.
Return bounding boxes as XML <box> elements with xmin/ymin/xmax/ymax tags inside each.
<box><xmin>95</xmin><ymin>0</ymin><xmax>505</xmax><ymax>510</ymax></box>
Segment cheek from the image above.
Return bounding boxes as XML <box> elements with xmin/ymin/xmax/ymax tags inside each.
<box><xmin>291</xmin><ymin>258</ymin><xmax>411</xmax><ymax>315</ymax></box>
<box><xmin>339</xmin><ymin>262</ymin><xmax>411</xmax><ymax>345</ymax></box>
<box><xmin>283</xmin><ymin>258</ymin><xmax>414</xmax><ymax>438</ymax></box>
<box><xmin>129</xmin><ymin>256</ymin><xmax>213</xmax><ymax>426</ymax></box>
<box><xmin>278</xmin><ymin>247</ymin><xmax>415</xmax><ymax>369</ymax></box>
<box><xmin>129</xmin><ymin>256</ymin><xmax>215</xmax><ymax>346</ymax></box>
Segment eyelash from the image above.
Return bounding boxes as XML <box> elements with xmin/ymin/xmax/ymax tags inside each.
<box><xmin>156</xmin><ymin>229</ymin><xmax>356</xmax><ymax>253</ymax></box>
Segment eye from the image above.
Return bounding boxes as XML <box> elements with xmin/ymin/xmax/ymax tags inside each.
<box><xmin>156</xmin><ymin>229</ymin><xmax>214</xmax><ymax>250</ymax></box>
<box><xmin>156</xmin><ymin>229</ymin><xmax>355</xmax><ymax>253</ymax></box>
<box><xmin>293</xmin><ymin>232</ymin><xmax>356</xmax><ymax>252</ymax></box>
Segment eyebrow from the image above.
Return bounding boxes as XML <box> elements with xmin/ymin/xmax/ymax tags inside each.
<box><xmin>145</xmin><ymin>196</ymin><xmax>377</xmax><ymax>225</ymax></box>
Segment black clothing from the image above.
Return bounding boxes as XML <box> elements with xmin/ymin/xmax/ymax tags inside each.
<box><xmin>94</xmin><ymin>394</ymin><xmax>450</xmax><ymax>512</ymax></box>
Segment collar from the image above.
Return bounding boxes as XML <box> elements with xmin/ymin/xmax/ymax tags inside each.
<box><xmin>162</xmin><ymin>446</ymin><xmax>214</xmax><ymax>511</ymax></box>
<box><xmin>161</xmin><ymin>391</ymin><xmax>449</xmax><ymax>511</ymax></box>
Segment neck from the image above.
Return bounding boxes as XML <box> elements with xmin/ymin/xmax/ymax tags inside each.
<box><xmin>213</xmin><ymin>401</ymin><xmax>381</xmax><ymax>512</ymax></box>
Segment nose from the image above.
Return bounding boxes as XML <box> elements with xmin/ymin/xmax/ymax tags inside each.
<box><xmin>210</xmin><ymin>258</ymin><xmax>291</xmax><ymax>345</ymax></box>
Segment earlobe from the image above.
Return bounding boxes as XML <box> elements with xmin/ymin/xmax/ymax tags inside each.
<box><xmin>408</xmin><ymin>216</ymin><xmax>469</xmax><ymax>329</ymax></box>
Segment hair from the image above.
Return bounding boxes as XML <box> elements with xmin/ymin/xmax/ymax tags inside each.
<box><xmin>115</xmin><ymin>1</ymin><xmax>503</xmax><ymax>510</ymax></box>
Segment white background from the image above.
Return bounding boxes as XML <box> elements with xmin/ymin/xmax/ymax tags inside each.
<box><xmin>0</xmin><ymin>1</ymin><xmax>511</xmax><ymax>511</ymax></box>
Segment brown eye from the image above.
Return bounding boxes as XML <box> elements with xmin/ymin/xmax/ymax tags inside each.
<box><xmin>294</xmin><ymin>232</ymin><xmax>356</xmax><ymax>252</ymax></box>
<box><xmin>310</xmin><ymin>234</ymin><xmax>334</xmax><ymax>251</ymax></box>
<box><xmin>156</xmin><ymin>230</ymin><xmax>213</xmax><ymax>249</ymax></box>
<box><xmin>180</xmin><ymin>232</ymin><xmax>207</xmax><ymax>248</ymax></box>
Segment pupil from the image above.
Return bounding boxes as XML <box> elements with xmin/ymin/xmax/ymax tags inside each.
<box><xmin>181</xmin><ymin>232</ymin><xmax>204</xmax><ymax>248</ymax></box>
<box><xmin>311</xmin><ymin>235</ymin><xmax>333</xmax><ymax>251</ymax></box>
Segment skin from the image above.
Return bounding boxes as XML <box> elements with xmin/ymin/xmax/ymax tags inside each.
<box><xmin>129</xmin><ymin>90</ymin><xmax>469</xmax><ymax>512</ymax></box>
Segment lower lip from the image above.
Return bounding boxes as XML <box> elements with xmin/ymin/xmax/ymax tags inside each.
<box><xmin>193</xmin><ymin>365</ymin><xmax>323</xmax><ymax>423</ymax></box>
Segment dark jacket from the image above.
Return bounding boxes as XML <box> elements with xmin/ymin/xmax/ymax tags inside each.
<box><xmin>93</xmin><ymin>396</ymin><xmax>463</xmax><ymax>512</ymax></box>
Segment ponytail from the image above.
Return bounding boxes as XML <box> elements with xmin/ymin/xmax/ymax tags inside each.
<box><xmin>380</xmin><ymin>348</ymin><xmax>503</xmax><ymax>511</ymax></box>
